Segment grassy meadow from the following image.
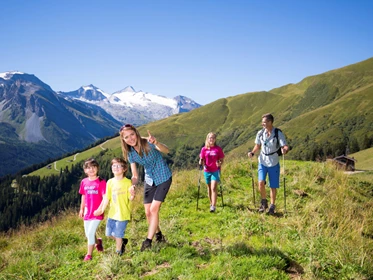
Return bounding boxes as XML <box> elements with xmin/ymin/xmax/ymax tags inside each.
<box><xmin>29</xmin><ymin>138</ymin><xmax>121</xmax><ymax>177</ymax></box>
<box><xmin>1</xmin><ymin>157</ymin><xmax>373</xmax><ymax>279</ymax></box>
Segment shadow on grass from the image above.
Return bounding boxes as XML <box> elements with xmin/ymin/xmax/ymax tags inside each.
<box><xmin>225</xmin><ymin>242</ymin><xmax>304</xmax><ymax>276</ymax></box>
<box><xmin>244</xmin><ymin>206</ymin><xmax>287</xmax><ymax>218</ymax></box>
<box><xmin>149</xmin><ymin>239</ymin><xmax>303</xmax><ymax>277</ymax></box>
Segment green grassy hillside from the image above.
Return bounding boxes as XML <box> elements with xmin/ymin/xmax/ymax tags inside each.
<box><xmin>351</xmin><ymin>146</ymin><xmax>373</xmax><ymax>171</ymax></box>
<box><xmin>28</xmin><ymin>57</ymin><xmax>373</xmax><ymax>177</ymax></box>
<box><xmin>1</xmin><ymin>156</ymin><xmax>372</xmax><ymax>279</ymax></box>
<box><xmin>29</xmin><ymin>139</ymin><xmax>120</xmax><ymax>177</ymax></box>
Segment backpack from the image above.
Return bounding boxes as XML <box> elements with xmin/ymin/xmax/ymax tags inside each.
<box><xmin>259</xmin><ymin>128</ymin><xmax>282</xmax><ymax>156</ymax></box>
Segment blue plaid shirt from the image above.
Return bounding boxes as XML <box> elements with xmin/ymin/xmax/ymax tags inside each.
<box><xmin>128</xmin><ymin>143</ymin><xmax>172</xmax><ymax>186</ymax></box>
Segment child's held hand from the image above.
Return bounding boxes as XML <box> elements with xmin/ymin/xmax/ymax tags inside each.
<box><xmin>79</xmin><ymin>209</ymin><xmax>84</xmax><ymax>218</ymax></box>
<box><xmin>93</xmin><ymin>209</ymin><xmax>103</xmax><ymax>216</ymax></box>
<box><xmin>129</xmin><ymin>185</ymin><xmax>136</xmax><ymax>201</ymax></box>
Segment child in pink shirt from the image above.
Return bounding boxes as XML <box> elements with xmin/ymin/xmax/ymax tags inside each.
<box><xmin>79</xmin><ymin>158</ymin><xmax>106</xmax><ymax>261</ymax></box>
<box><xmin>199</xmin><ymin>132</ymin><xmax>225</xmax><ymax>212</ymax></box>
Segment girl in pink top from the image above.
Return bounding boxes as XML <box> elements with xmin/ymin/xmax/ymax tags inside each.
<box><xmin>79</xmin><ymin>158</ymin><xmax>106</xmax><ymax>261</ymax></box>
<box><xmin>199</xmin><ymin>132</ymin><xmax>225</xmax><ymax>212</ymax></box>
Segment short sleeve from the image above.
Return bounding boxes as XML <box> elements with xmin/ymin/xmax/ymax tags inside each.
<box><xmin>79</xmin><ymin>179</ymin><xmax>85</xmax><ymax>195</ymax></box>
<box><xmin>278</xmin><ymin>130</ymin><xmax>287</xmax><ymax>147</ymax></box>
<box><xmin>255</xmin><ymin>130</ymin><xmax>262</xmax><ymax>145</ymax></box>
<box><xmin>200</xmin><ymin>147</ymin><xmax>206</xmax><ymax>159</ymax></box>
<box><xmin>100</xmin><ymin>180</ymin><xmax>106</xmax><ymax>196</ymax></box>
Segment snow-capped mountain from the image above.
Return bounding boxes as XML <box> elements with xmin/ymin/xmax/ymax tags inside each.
<box><xmin>58</xmin><ymin>84</ymin><xmax>109</xmax><ymax>101</ymax></box>
<box><xmin>0</xmin><ymin>71</ymin><xmax>201</xmax><ymax>176</ymax></box>
<box><xmin>110</xmin><ymin>86</ymin><xmax>177</xmax><ymax>108</ymax></box>
<box><xmin>58</xmin><ymin>84</ymin><xmax>201</xmax><ymax>125</ymax></box>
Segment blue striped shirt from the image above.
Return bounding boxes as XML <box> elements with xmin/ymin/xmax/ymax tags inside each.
<box><xmin>128</xmin><ymin>143</ymin><xmax>172</xmax><ymax>186</ymax></box>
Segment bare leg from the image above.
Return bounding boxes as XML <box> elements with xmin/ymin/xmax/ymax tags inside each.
<box><xmin>259</xmin><ymin>180</ymin><xmax>266</xmax><ymax>199</ymax></box>
<box><xmin>87</xmin><ymin>244</ymin><xmax>94</xmax><ymax>256</ymax></box>
<box><xmin>210</xmin><ymin>180</ymin><xmax>218</xmax><ymax>207</ymax></box>
<box><xmin>207</xmin><ymin>183</ymin><xmax>212</xmax><ymax>205</ymax></box>
<box><xmin>270</xmin><ymin>188</ymin><xmax>277</xmax><ymax>205</ymax></box>
<box><xmin>145</xmin><ymin>200</ymin><xmax>162</xmax><ymax>240</ymax></box>
<box><xmin>115</xmin><ymin>237</ymin><xmax>123</xmax><ymax>252</ymax></box>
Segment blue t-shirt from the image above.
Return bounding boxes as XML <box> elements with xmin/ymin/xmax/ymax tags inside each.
<box><xmin>128</xmin><ymin>143</ymin><xmax>172</xmax><ymax>186</ymax></box>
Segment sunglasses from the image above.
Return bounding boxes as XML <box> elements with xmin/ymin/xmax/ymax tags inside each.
<box><xmin>119</xmin><ymin>124</ymin><xmax>135</xmax><ymax>132</ymax></box>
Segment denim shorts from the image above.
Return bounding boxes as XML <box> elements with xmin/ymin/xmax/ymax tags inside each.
<box><xmin>105</xmin><ymin>218</ymin><xmax>128</xmax><ymax>238</ymax></box>
<box><xmin>204</xmin><ymin>171</ymin><xmax>220</xmax><ymax>184</ymax></box>
<box><xmin>258</xmin><ymin>163</ymin><xmax>280</xmax><ymax>188</ymax></box>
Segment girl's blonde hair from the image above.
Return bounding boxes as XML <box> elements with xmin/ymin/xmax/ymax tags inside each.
<box><xmin>119</xmin><ymin>124</ymin><xmax>150</xmax><ymax>160</ymax></box>
<box><xmin>205</xmin><ymin>132</ymin><xmax>217</xmax><ymax>149</ymax></box>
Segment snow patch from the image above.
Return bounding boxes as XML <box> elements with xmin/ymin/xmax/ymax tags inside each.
<box><xmin>111</xmin><ymin>90</ymin><xmax>178</xmax><ymax>109</ymax></box>
<box><xmin>0</xmin><ymin>71</ymin><xmax>24</xmax><ymax>80</ymax></box>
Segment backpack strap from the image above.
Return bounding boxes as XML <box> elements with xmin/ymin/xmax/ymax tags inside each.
<box><xmin>275</xmin><ymin>128</ymin><xmax>280</xmax><ymax>148</ymax></box>
<box><xmin>261</xmin><ymin>128</ymin><xmax>282</xmax><ymax>156</ymax></box>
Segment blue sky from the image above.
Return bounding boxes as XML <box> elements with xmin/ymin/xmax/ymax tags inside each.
<box><xmin>1</xmin><ymin>0</ymin><xmax>372</xmax><ymax>105</ymax></box>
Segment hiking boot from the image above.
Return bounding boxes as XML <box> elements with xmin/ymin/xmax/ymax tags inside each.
<box><xmin>121</xmin><ymin>238</ymin><xmax>128</xmax><ymax>253</ymax></box>
<box><xmin>95</xmin><ymin>238</ymin><xmax>103</xmax><ymax>252</ymax></box>
<box><xmin>155</xmin><ymin>232</ymin><xmax>166</xmax><ymax>243</ymax></box>
<box><xmin>258</xmin><ymin>199</ymin><xmax>268</xmax><ymax>213</ymax></box>
<box><xmin>210</xmin><ymin>205</ymin><xmax>216</xmax><ymax>213</ymax></box>
<box><xmin>83</xmin><ymin>254</ymin><xmax>92</xmax><ymax>261</ymax></box>
<box><xmin>268</xmin><ymin>204</ymin><xmax>276</xmax><ymax>215</ymax></box>
<box><xmin>140</xmin><ymin>239</ymin><xmax>152</xmax><ymax>252</ymax></box>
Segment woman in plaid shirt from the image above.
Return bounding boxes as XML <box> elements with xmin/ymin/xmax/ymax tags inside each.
<box><xmin>120</xmin><ymin>124</ymin><xmax>172</xmax><ymax>251</ymax></box>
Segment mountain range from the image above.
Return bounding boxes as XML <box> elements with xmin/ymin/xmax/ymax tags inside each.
<box><xmin>57</xmin><ymin>84</ymin><xmax>200</xmax><ymax>125</ymax></box>
<box><xmin>0</xmin><ymin>72</ymin><xmax>201</xmax><ymax>176</ymax></box>
<box><xmin>27</xmin><ymin>56</ymin><xmax>373</xmax><ymax>178</ymax></box>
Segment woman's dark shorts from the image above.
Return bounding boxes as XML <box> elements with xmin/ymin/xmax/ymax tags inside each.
<box><xmin>144</xmin><ymin>177</ymin><xmax>172</xmax><ymax>204</ymax></box>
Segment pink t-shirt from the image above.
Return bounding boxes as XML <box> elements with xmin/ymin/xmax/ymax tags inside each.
<box><xmin>200</xmin><ymin>145</ymin><xmax>225</xmax><ymax>173</ymax></box>
<box><xmin>79</xmin><ymin>177</ymin><xmax>106</xmax><ymax>220</ymax></box>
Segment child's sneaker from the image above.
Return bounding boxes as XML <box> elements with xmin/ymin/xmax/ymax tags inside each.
<box><xmin>95</xmin><ymin>238</ymin><xmax>103</xmax><ymax>252</ymax></box>
<box><xmin>121</xmin><ymin>238</ymin><xmax>128</xmax><ymax>253</ymax></box>
<box><xmin>155</xmin><ymin>231</ymin><xmax>166</xmax><ymax>243</ymax></box>
<box><xmin>210</xmin><ymin>205</ymin><xmax>216</xmax><ymax>213</ymax></box>
<box><xmin>83</xmin><ymin>254</ymin><xmax>92</xmax><ymax>261</ymax></box>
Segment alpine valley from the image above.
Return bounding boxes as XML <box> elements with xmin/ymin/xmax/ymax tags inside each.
<box><xmin>0</xmin><ymin>72</ymin><xmax>201</xmax><ymax>176</ymax></box>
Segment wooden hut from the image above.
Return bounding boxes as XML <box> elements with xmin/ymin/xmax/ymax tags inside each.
<box><xmin>332</xmin><ymin>155</ymin><xmax>356</xmax><ymax>171</ymax></box>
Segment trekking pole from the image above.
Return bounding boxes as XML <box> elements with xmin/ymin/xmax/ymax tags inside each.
<box><xmin>196</xmin><ymin>165</ymin><xmax>202</xmax><ymax>210</ymax></box>
<box><xmin>283</xmin><ymin>153</ymin><xmax>287</xmax><ymax>214</ymax></box>
<box><xmin>219</xmin><ymin>169</ymin><xmax>224</xmax><ymax>208</ymax></box>
<box><xmin>250</xmin><ymin>158</ymin><xmax>256</xmax><ymax>207</ymax></box>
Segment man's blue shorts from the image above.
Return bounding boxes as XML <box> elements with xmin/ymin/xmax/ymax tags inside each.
<box><xmin>106</xmin><ymin>218</ymin><xmax>128</xmax><ymax>238</ymax></box>
<box><xmin>204</xmin><ymin>171</ymin><xmax>220</xmax><ymax>184</ymax></box>
<box><xmin>258</xmin><ymin>163</ymin><xmax>280</xmax><ymax>188</ymax></box>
